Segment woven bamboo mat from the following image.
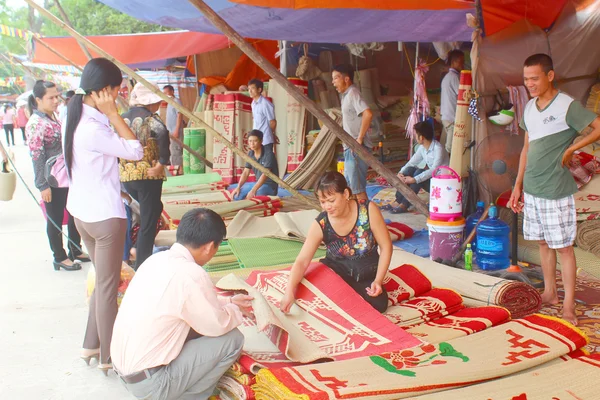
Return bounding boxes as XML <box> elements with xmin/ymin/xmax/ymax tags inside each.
<box><xmin>228</xmin><ymin>237</ymin><xmax>326</xmax><ymax>269</ymax></box>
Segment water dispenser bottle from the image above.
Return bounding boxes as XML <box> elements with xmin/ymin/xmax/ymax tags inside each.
<box><xmin>465</xmin><ymin>201</ymin><xmax>485</xmax><ymax>250</ymax></box>
<box><xmin>475</xmin><ymin>205</ymin><xmax>510</xmax><ymax>270</ymax></box>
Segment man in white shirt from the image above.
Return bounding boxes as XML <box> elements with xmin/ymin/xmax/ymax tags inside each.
<box><xmin>383</xmin><ymin>121</ymin><xmax>449</xmax><ymax>213</ymax></box>
<box><xmin>163</xmin><ymin>85</ymin><xmax>184</xmax><ymax>173</ymax></box>
<box><xmin>111</xmin><ymin>208</ymin><xmax>253</xmax><ymax>399</ymax></box>
<box><xmin>248</xmin><ymin>79</ymin><xmax>277</xmax><ymax>154</ymax></box>
<box><xmin>333</xmin><ymin>64</ymin><xmax>373</xmax><ymax>200</ymax></box>
<box><xmin>58</xmin><ymin>90</ymin><xmax>75</xmax><ymax>123</ymax></box>
<box><xmin>440</xmin><ymin>50</ymin><xmax>464</xmax><ymax>154</ymax></box>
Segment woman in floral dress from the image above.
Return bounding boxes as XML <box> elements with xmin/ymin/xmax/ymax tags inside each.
<box><xmin>280</xmin><ymin>171</ymin><xmax>393</xmax><ymax>313</ymax></box>
<box><xmin>26</xmin><ymin>80</ymin><xmax>89</xmax><ymax>271</ymax></box>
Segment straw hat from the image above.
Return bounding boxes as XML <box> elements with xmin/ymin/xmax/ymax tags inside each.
<box><xmin>129</xmin><ymin>82</ymin><xmax>163</xmax><ymax>106</ymax></box>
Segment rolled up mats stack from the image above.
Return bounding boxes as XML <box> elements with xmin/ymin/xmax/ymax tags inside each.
<box><xmin>183</xmin><ymin>128</ymin><xmax>206</xmax><ymax>175</ymax></box>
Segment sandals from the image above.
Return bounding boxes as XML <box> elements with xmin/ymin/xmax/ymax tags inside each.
<box><xmin>70</xmin><ymin>253</ymin><xmax>91</xmax><ymax>263</ymax></box>
<box><xmin>53</xmin><ymin>260</ymin><xmax>82</xmax><ymax>271</ymax></box>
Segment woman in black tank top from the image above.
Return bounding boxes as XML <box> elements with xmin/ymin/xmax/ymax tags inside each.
<box><xmin>280</xmin><ymin>172</ymin><xmax>393</xmax><ymax>313</ymax></box>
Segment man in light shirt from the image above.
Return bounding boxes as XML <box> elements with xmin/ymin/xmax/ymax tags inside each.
<box><xmin>440</xmin><ymin>49</ymin><xmax>465</xmax><ymax>154</ymax></box>
<box><xmin>248</xmin><ymin>79</ymin><xmax>277</xmax><ymax>154</ymax></box>
<box><xmin>383</xmin><ymin>121</ymin><xmax>449</xmax><ymax>213</ymax></box>
<box><xmin>333</xmin><ymin>64</ymin><xmax>374</xmax><ymax>201</ymax></box>
<box><xmin>163</xmin><ymin>85</ymin><xmax>184</xmax><ymax>173</ymax></box>
<box><xmin>111</xmin><ymin>208</ymin><xmax>253</xmax><ymax>400</ymax></box>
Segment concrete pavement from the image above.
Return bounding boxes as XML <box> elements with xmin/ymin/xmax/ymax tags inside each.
<box><xmin>0</xmin><ymin>145</ymin><xmax>131</xmax><ymax>399</ymax></box>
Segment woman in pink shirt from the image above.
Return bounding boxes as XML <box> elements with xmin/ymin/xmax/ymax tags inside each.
<box><xmin>16</xmin><ymin>105</ymin><xmax>29</xmax><ymax>143</ymax></box>
<box><xmin>3</xmin><ymin>104</ymin><xmax>16</xmax><ymax>146</ymax></box>
<box><xmin>63</xmin><ymin>58</ymin><xmax>143</xmax><ymax>374</ymax></box>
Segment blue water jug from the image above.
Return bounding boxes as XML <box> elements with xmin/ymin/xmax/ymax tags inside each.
<box><xmin>475</xmin><ymin>205</ymin><xmax>510</xmax><ymax>270</ymax></box>
<box><xmin>465</xmin><ymin>201</ymin><xmax>485</xmax><ymax>250</ymax></box>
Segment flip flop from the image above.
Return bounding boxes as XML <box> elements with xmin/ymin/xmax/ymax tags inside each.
<box><xmin>390</xmin><ymin>206</ymin><xmax>408</xmax><ymax>214</ymax></box>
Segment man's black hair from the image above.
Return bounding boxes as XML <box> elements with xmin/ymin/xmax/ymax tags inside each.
<box><xmin>414</xmin><ymin>121</ymin><xmax>434</xmax><ymax>141</ymax></box>
<box><xmin>332</xmin><ymin>64</ymin><xmax>354</xmax><ymax>83</ymax></box>
<box><xmin>447</xmin><ymin>49</ymin><xmax>464</xmax><ymax>66</ymax></box>
<box><xmin>248</xmin><ymin>79</ymin><xmax>264</xmax><ymax>92</ymax></box>
<box><xmin>176</xmin><ymin>208</ymin><xmax>226</xmax><ymax>249</ymax></box>
<box><xmin>524</xmin><ymin>53</ymin><xmax>554</xmax><ymax>74</ymax></box>
<box><xmin>65</xmin><ymin>90</ymin><xmax>75</xmax><ymax>99</ymax></box>
<box><xmin>248</xmin><ymin>129</ymin><xmax>263</xmax><ymax>142</ymax></box>
<box><xmin>163</xmin><ymin>85</ymin><xmax>175</xmax><ymax>92</ymax></box>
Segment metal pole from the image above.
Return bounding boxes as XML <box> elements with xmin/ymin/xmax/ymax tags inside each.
<box><xmin>187</xmin><ymin>0</ymin><xmax>429</xmax><ymax>215</ymax></box>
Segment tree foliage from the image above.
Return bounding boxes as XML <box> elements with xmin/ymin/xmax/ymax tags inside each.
<box><xmin>0</xmin><ymin>0</ymin><xmax>170</xmax><ymax>93</ymax></box>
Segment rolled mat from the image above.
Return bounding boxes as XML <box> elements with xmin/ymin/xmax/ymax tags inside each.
<box><xmin>517</xmin><ymin>234</ymin><xmax>600</xmax><ymax>279</ymax></box>
<box><xmin>163</xmin><ymin>172</ymin><xmax>223</xmax><ymax>188</ymax></box>
<box><xmin>576</xmin><ymin>220</ymin><xmax>600</xmax><ymax>257</ymax></box>
<box><xmin>253</xmin><ymin>314</ymin><xmax>587</xmax><ymax>400</ymax></box>
<box><xmin>390</xmin><ymin>249</ymin><xmax>542</xmax><ymax>319</ymax></box>
<box><xmin>182</xmin><ymin>134</ymin><xmax>191</xmax><ymax>175</ymax></box>
<box><xmin>186</xmin><ymin>128</ymin><xmax>206</xmax><ymax>174</ymax></box>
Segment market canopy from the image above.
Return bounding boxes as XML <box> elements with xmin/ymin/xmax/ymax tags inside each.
<box><xmin>97</xmin><ymin>0</ymin><xmax>579</xmax><ymax>42</ymax></box>
<box><xmin>97</xmin><ymin>0</ymin><xmax>475</xmax><ymax>42</ymax></box>
<box><xmin>32</xmin><ymin>30</ymin><xmax>231</xmax><ymax>66</ymax></box>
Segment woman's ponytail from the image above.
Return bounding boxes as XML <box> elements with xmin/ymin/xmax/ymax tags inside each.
<box><xmin>27</xmin><ymin>94</ymin><xmax>37</xmax><ymax>115</ymax></box>
<box><xmin>64</xmin><ymin>93</ymin><xmax>85</xmax><ymax>177</ymax></box>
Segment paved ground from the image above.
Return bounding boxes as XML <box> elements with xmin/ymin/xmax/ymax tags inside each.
<box><xmin>0</xmin><ymin>145</ymin><xmax>131</xmax><ymax>399</ymax></box>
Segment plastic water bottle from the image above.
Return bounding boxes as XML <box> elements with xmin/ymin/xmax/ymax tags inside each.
<box><xmin>475</xmin><ymin>205</ymin><xmax>510</xmax><ymax>270</ymax></box>
<box><xmin>464</xmin><ymin>244</ymin><xmax>473</xmax><ymax>271</ymax></box>
<box><xmin>465</xmin><ymin>201</ymin><xmax>485</xmax><ymax>250</ymax></box>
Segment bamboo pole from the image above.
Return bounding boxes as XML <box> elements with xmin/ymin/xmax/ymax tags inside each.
<box><xmin>33</xmin><ymin>37</ymin><xmax>83</xmax><ymax>72</ymax></box>
<box><xmin>53</xmin><ymin>0</ymin><xmax>94</xmax><ymax>61</ymax></box>
<box><xmin>1</xmin><ymin>53</ymin><xmax>43</xmax><ymax>81</ymax></box>
<box><xmin>23</xmin><ymin>0</ymin><xmax>319</xmax><ymax>210</ymax></box>
<box><xmin>187</xmin><ymin>0</ymin><xmax>429</xmax><ymax>216</ymax></box>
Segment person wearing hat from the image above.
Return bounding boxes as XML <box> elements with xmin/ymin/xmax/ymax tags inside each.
<box><xmin>120</xmin><ymin>82</ymin><xmax>170</xmax><ymax>269</ymax></box>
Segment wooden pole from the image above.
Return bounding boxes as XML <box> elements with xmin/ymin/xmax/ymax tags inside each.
<box><xmin>1</xmin><ymin>53</ymin><xmax>43</xmax><ymax>81</ymax></box>
<box><xmin>187</xmin><ymin>0</ymin><xmax>429</xmax><ymax>216</ymax></box>
<box><xmin>23</xmin><ymin>0</ymin><xmax>319</xmax><ymax>210</ymax></box>
<box><xmin>33</xmin><ymin>37</ymin><xmax>83</xmax><ymax>72</ymax></box>
<box><xmin>53</xmin><ymin>0</ymin><xmax>94</xmax><ymax>61</ymax></box>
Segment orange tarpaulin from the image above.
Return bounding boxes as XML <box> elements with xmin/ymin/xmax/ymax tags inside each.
<box><xmin>198</xmin><ymin>40</ymin><xmax>279</xmax><ymax>91</ymax></box>
<box><xmin>32</xmin><ymin>31</ymin><xmax>231</xmax><ymax>66</ymax></box>
<box><xmin>230</xmin><ymin>0</ymin><xmax>474</xmax><ymax>10</ymax></box>
<box><xmin>480</xmin><ymin>0</ymin><xmax>568</xmax><ymax>36</ymax></box>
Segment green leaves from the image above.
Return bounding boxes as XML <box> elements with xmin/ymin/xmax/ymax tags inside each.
<box><xmin>438</xmin><ymin>342</ymin><xmax>470</xmax><ymax>362</ymax></box>
<box><xmin>369</xmin><ymin>356</ymin><xmax>417</xmax><ymax>377</ymax></box>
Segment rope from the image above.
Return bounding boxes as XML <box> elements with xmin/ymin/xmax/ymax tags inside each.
<box><xmin>0</xmin><ymin>141</ymin><xmax>84</xmax><ymax>255</ymax></box>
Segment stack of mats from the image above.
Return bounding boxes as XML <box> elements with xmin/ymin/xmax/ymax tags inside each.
<box><xmin>216</xmin><ymin>263</ymin><xmax>424</xmax><ymax>374</ymax></box>
<box><xmin>391</xmin><ymin>250</ymin><xmax>542</xmax><ymax>318</ymax></box>
<box><xmin>413</xmin><ymin>352</ymin><xmax>600</xmax><ymax>400</ymax></box>
<box><xmin>216</xmin><ymin>363</ymin><xmax>256</xmax><ymax>400</ymax></box>
<box><xmin>163</xmin><ymin>196</ymin><xmax>282</xmax><ymax>224</ymax></box>
<box><xmin>203</xmin><ymin>241</ymin><xmax>242</xmax><ymax>273</ymax></box>
<box><xmin>253</xmin><ymin>314</ymin><xmax>588</xmax><ymax>399</ymax></box>
<box><xmin>284</xmin><ymin>109</ymin><xmax>342</xmax><ymax>190</ymax></box>
<box><xmin>227</xmin><ymin>238</ymin><xmax>325</xmax><ymax>269</ymax></box>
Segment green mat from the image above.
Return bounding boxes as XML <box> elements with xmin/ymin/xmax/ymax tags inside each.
<box><xmin>227</xmin><ymin>238</ymin><xmax>326</xmax><ymax>269</ymax></box>
<box><xmin>163</xmin><ymin>172</ymin><xmax>222</xmax><ymax>188</ymax></box>
<box><xmin>204</xmin><ymin>242</ymin><xmax>243</xmax><ymax>272</ymax></box>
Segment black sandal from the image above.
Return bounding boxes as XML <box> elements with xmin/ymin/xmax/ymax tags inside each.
<box><xmin>53</xmin><ymin>260</ymin><xmax>82</xmax><ymax>271</ymax></box>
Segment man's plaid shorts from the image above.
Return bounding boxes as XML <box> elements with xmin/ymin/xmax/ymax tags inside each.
<box><xmin>523</xmin><ymin>193</ymin><xmax>576</xmax><ymax>249</ymax></box>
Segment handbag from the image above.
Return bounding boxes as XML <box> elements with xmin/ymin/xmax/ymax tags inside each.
<box><xmin>44</xmin><ymin>153</ymin><xmax>69</xmax><ymax>188</ymax></box>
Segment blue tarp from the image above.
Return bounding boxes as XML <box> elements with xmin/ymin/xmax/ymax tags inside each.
<box><xmin>98</xmin><ymin>1</ymin><xmax>473</xmax><ymax>43</ymax></box>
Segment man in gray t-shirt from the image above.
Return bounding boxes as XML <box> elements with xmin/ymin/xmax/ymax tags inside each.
<box><xmin>333</xmin><ymin>64</ymin><xmax>373</xmax><ymax>200</ymax></box>
<box><xmin>163</xmin><ymin>85</ymin><xmax>184</xmax><ymax>171</ymax></box>
<box><xmin>440</xmin><ymin>50</ymin><xmax>464</xmax><ymax>154</ymax></box>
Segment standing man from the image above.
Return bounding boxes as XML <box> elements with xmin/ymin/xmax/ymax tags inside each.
<box><xmin>332</xmin><ymin>64</ymin><xmax>373</xmax><ymax>201</ymax></box>
<box><xmin>111</xmin><ymin>208</ymin><xmax>253</xmax><ymax>400</ymax></box>
<box><xmin>440</xmin><ymin>49</ymin><xmax>465</xmax><ymax>154</ymax></box>
<box><xmin>163</xmin><ymin>85</ymin><xmax>184</xmax><ymax>174</ymax></box>
<box><xmin>509</xmin><ymin>53</ymin><xmax>600</xmax><ymax>326</ymax></box>
<box><xmin>248</xmin><ymin>79</ymin><xmax>277</xmax><ymax>154</ymax></box>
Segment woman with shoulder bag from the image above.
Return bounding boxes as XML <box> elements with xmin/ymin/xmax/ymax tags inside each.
<box><xmin>26</xmin><ymin>80</ymin><xmax>89</xmax><ymax>271</ymax></box>
<box><xmin>120</xmin><ymin>82</ymin><xmax>170</xmax><ymax>269</ymax></box>
<box><xmin>63</xmin><ymin>58</ymin><xmax>144</xmax><ymax>374</ymax></box>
